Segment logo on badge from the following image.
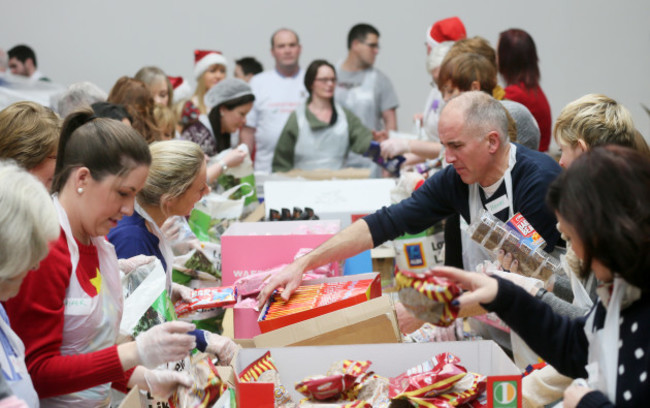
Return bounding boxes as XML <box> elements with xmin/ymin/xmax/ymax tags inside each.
<box><xmin>404</xmin><ymin>243</ymin><xmax>425</xmax><ymax>268</ymax></box>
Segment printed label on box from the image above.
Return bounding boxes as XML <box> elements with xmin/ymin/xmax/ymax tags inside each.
<box><xmin>487</xmin><ymin>375</ymin><xmax>521</xmax><ymax>408</ymax></box>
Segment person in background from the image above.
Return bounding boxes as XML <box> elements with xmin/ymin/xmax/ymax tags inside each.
<box><xmin>108</xmin><ymin>76</ymin><xmax>164</xmax><ymax>143</ymax></box>
<box><xmin>272</xmin><ymin>59</ymin><xmax>374</xmax><ymax>172</ymax></box>
<box><xmin>107</xmin><ymin>140</ymin><xmax>237</xmax><ymax>364</ymax></box>
<box><xmin>0</xmin><ymin>101</ymin><xmax>61</xmax><ymax>190</ymax></box>
<box><xmin>498</xmin><ymin>28</ymin><xmax>552</xmax><ymax>152</ymax></box>
<box><xmin>135</xmin><ymin>66</ymin><xmax>173</xmax><ymax>108</ymax></box>
<box><xmin>336</xmin><ymin>23</ymin><xmax>399</xmax><ymax>172</ymax></box>
<box><xmin>0</xmin><ymin>48</ymin><xmax>7</xmax><ymax>73</ymax></box>
<box><xmin>436</xmin><ymin>146</ymin><xmax>650</xmax><ymax>407</ymax></box>
<box><xmin>4</xmin><ymin>110</ymin><xmax>195</xmax><ymax>406</ymax></box>
<box><xmin>51</xmin><ymin>82</ymin><xmax>107</xmax><ymax>119</ymax></box>
<box><xmin>0</xmin><ymin>161</ymin><xmax>60</xmax><ymax>407</ymax></box>
<box><xmin>7</xmin><ymin>45</ymin><xmax>49</xmax><ymax>82</ymax></box>
<box><xmin>153</xmin><ymin>105</ymin><xmax>176</xmax><ymax>140</ymax></box>
<box><xmin>234</xmin><ymin>57</ymin><xmax>263</xmax><ymax>83</ymax></box>
<box><xmin>188</xmin><ymin>50</ymin><xmax>228</xmax><ymax>116</ymax></box>
<box><xmin>91</xmin><ymin>101</ymin><xmax>133</xmax><ymax>126</ymax></box>
<box><xmin>240</xmin><ymin>28</ymin><xmax>308</xmax><ymax>173</ymax></box>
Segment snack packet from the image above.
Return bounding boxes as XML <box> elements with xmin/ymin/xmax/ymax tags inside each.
<box><xmin>296</xmin><ymin>360</ymin><xmax>372</xmax><ymax>401</ymax></box>
<box><xmin>389</xmin><ymin>353</ymin><xmax>467</xmax><ymax>400</ymax></box>
<box><xmin>238</xmin><ymin>351</ymin><xmax>296</xmax><ymax>407</ymax></box>
<box><xmin>174</xmin><ymin>286</ymin><xmax>237</xmax><ymax>317</ymax></box>
<box><xmin>169</xmin><ymin>353</ymin><xmax>227</xmax><ymax>408</ymax></box>
<box><xmin>396</xmin><ymin>270</ymin><xmax>462</xmax><ymax>327</ymax></box>
<box><xmin>423</xmin><ymin>372</ymin><xmax>487</xmax><ymax>408</ymax></box>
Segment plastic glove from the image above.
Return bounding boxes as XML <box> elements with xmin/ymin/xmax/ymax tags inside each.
<box><xmin>380</xmin><ymin>138</ymin><xmax>410</xmax><ymax>159</ymax></box>
<box><xmin>204</xmin><ymin>332</ymin><xmax>239</xmax><ymax>365</ymax></box>
<box><xmin>118</xmin><ymin>255</ymin><xmax>157</xmax><ymax>275</ymax></box>
<box><xmin>171</xmin><ymin>282</ymin><xmax>193</xmax><ymax>303</ymax></box>
<box><xmin>135</xmin><ymin>321</ymin><xmax>196</xmax><ymax>368</ymax></box>
<box><xmin>490</xmin><ymin>270</ymin><xmax>543</xmax><ymax>296</ymax></box>
<box><xmin>161</xmin><ymin>217</ymin><xmax>182</xmax><ymax>242</ymax></box>
<box><xmin>143</xmin><ymin>368</ymin><xmax>193</xmax><ymax>400</ymax></box>
<box><xmin>222</xmin><ymin>148</ymin><xmax>247</xmax><ymax>168</ymax></box>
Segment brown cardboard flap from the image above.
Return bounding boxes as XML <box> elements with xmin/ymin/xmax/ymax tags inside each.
<box><xmin>279</xmin><ymin>168</ymin><xmax>372</xmax><ymax>180</ymax></box>
<box><xmin>117</xmin><ymin>386</ymin><xmax>140</xmax><ymax>408</ymax></box>
<box><xmin>253</xmin><ymin>295</ymin><xmax>401</xmax><ymax>347</ymax></box>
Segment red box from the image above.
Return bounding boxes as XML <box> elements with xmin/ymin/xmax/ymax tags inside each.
<box><xmin>257</xmin><ymin>273</ymin><xmax>381</xmax><ymax>333</ymax></box>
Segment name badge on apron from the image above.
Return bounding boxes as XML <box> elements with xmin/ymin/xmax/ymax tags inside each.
<box><xmin>484</xmin><ymin>195</ymin><xmax>510</xmax><ymax>216</ymax></box>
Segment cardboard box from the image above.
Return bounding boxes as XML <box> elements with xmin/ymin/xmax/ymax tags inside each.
<box><xmin>263</xmin><ymin>179</ymin><xmax>395</xmax><ymax>228</ymax></box>
<box><xmin>233</xmin><ymin>341</ymin><xmax>522</xmax><ymax>408</ymax></box>
<box><xmin>220</xmin><ymin>219</ymin><xmax>340</xmax><ymax>286</ymax></box>
<box><xmin>257</xmin><ymin>272</ymin><xmax>382</xmax><ymax>333</ymax></box>
<box><xmin>253</xmin><ymin>295</ymin><xmax>401</xmax><ymax>347</ymax></box>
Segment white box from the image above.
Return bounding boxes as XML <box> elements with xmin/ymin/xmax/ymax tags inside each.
<box><xmin>263</xmin><ymin>179</ymin><xmax>395</xmax><ymax>228</ymax></box>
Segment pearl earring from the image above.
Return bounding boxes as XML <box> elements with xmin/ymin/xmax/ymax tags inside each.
<box><xmin>77</xmin><ymin>187</ymin><xmax>84</xmax><ymax>194</ymax></box>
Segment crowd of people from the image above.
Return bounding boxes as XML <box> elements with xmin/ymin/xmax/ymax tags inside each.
<box><xmin>0</xmin><ymin>16</ymin><xmax>648</xmax><ymax>408</ymax></box>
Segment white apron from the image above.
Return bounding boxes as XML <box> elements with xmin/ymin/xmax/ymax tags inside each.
<box><xmin>583</xmin><ymin>277</ymin><xmax>628</xmax><ymax>403</ymax></box>
<box><xmin>293</xmin><ymin>102</ymin><xmax>349</xmax><ymax>170</ymax></box>
<box><xmin>0</xmin><ymin>309</ymin><xmax>39</xmax><ymax>408</ymax></box>
<box><xmin>336</xmin><ymin>66</ymin><xmax>378</xmax><ymax>130</ymax></box>
<box><xmin>133</xmin><ymin>202</ymin><xmax>173</xmax><ymax>295</ymax></box>
<box><xmin>41</xmin><ymin>196</ymin><xmax>123</xmax><ymax>408</ymax></box>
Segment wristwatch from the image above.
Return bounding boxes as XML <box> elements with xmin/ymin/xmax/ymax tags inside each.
<box><xmin>218</xmin><ymin>160</ymin><xmax>228</xmax><ymax>172</ymax></box>
<box><xmin>535</xmin><ymin>287</ymin><xmax>548</xmax><ymax>299</ymax></box>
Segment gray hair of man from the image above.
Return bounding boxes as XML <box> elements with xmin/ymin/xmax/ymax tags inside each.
<box><xmin>0</xmin><ymin>160</ymin><xmax>59</xmax><ymax>280</ymax></box>
<box><xmin>451</xmin><ymin>90</ymin><xmax>509</xmax><ymax>145</ymax></box>
<box><xmin>53</xmin><ymin>81</ymin><xmax>108</xmax><ymax>118</ymax></box>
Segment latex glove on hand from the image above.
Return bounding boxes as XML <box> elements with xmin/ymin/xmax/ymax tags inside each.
<box><xmin>118</xmin><ymin>255</ymin><xmax>157</xmax><ymax>275</ymax></box>
<box><xmin>171</xmin><ymin>283</ymin><xmax>193</xmax><ymax>303</ymax></box>
<box><xmin>204</xmin><ymin>332</ymin><xmax>239</xmax><ymax>365</ymax></box>
<box><xmin>380</xmin><ymin>138</ymin><xmax>410</xmax><ymax>159</ymax></box>
<box><xmin>143</xmin><ymin>368</ymin><xmax>193</xmax><ymax>400</ymax></box>
<box><xmin>136</xmin><ymin>321</ymin><xmax>196</xmax><ymax>368</ymax></box>
<box><xmin>222</xmin><ymin>148</ymin><xmax>247</xmax><ymax>169</ymax></box>
<box><xmin>161</xmin><ymin>217</ymin><xmax>182</xmax><ymax>242</ymax></box>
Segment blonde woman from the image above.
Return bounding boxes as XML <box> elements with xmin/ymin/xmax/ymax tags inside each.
<box><xmin>135</xmin><ymin>66</ymin><xmax>173</xmax><ymax>108</ymax></box>
<box><xmin>0</xmin><ymin>101</ymin><xmax>61</xmax><ymax>189</ymax></box>
<box><xmin>107</xmin><ymin>140</ymin><xmax>237</xmax><ymax>364</ymax></box>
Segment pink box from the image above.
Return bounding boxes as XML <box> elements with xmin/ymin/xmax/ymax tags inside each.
<box><xmin>234</xmin><ymin>304</ymin><xmax>262</xmax><ymax>339</ymax></box>
<box><xmin>221</xmin><ymin>220</ymin><xmax>340</xmax><ymax>286</ymax></box>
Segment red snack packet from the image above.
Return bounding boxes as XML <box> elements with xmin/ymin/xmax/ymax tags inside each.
<box><xmin>175</xmin><ymin>286</ymin><xmax>236</xmax><ymax>317</ymax></box>
<box><xmin>238</xmin><ymin>351</ymin><xmax>295</xmax><ymax>407</ymax></box>
<box><xmin>396</xmin><ymin>270</ymin><xmax>462</xmax><ymax>327</ymax></box>
<box><xmin>389</xmin><ymin>353</ymin><xmax>467</xmax><ymax>400</ymax></box>
<box><xmin>296</xmin><ymin>360</ymin><xmax>372</xmax><ymax>401</ymax></box>
<box><xmin>169</xmin><ymin>354</ymin><xmax>227</xmax><ymax>408</ymax></box>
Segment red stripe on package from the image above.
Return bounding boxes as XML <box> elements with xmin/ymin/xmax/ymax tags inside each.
<box><xmin>296</xmin><ymin>360</ymin><xmax>372</xmax><ymax>401</ymax></box>
<box><xmin>396</xmin><ymin>269</ymin><xmax>461</xmax><ymax>327</ymax></box>
<box><xmin>389</xmin><ymin>353</ymin><xmax>467</xmax><ymax>400</ymax></box>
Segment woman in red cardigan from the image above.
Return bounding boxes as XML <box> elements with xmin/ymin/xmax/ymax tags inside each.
<box><xmin>498</xmin><ymin>28</ymin><xmax>552</xmax><ymax>152</ymax></box>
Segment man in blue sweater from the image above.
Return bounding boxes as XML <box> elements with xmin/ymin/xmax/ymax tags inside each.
<box><xmin>259</xmin><ymin>91</ymin><xmax>561</xmax><ymax>304</ymax></box>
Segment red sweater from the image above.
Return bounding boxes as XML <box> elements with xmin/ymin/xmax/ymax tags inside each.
<box><xmin>3</xmin><ymin>228</ymin><xmax>132</xmax><ymax>398</ymax></box>
<box><xmin>504</xmin><ymin>83</ymin><xmax>552</xmax><ymax>152</ymax></box>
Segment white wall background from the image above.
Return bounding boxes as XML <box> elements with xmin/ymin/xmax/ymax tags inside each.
<box><xmin>3</xmin><ymin>0</ymin><xmax>649</xmax><ymax>146</ymax></box>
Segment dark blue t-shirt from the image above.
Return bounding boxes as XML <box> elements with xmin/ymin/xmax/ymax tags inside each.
<box><xmin>107</xmin><ymin>211</ymin><xmax>167</xmax><ymax>271</ymax></box>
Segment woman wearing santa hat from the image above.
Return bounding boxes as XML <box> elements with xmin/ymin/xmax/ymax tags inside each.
<box><xmin>190</xmin><ymin>50</ymin><xmax>227</xmax><ymax>116</ymax></box>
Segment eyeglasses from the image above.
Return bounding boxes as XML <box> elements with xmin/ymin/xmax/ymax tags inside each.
<box><xmin>314</xmin><ymin>77</ymin><xmax>337</xmax><ymax>84</ymax></box>
<box><xmin>363</xmin><ymin>42</ymin><xmax>380</xmax><ymax>50</ymax></box>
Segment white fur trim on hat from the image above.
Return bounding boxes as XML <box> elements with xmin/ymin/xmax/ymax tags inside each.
<box><xmin>194</xmin><ymin>52</ymin><xmax>228</xmax><ymax>80</ymax></box>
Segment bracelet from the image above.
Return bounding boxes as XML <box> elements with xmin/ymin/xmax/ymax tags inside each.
<box><xmin>218</xmin><ymin>160</ymin><xmax>228</xmax><ymax>173</ymax></box>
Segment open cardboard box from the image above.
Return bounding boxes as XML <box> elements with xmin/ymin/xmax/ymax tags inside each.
<box><xmin>253</xmin><ymin>295</ymin><xmax>401</xmax><ymax>347</ymax></box>
<box><xmin>233</xmin><ymin>341</ymin><xmax>522</xmax><ymax>408</ymax></box>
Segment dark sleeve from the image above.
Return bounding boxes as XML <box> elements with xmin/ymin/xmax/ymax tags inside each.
<box><xmin>576</xmin><ymin>390</ymin><xmax>614</xmax><ymax>408</ymax></box>
<box><xmin>344</xmin><ymin>108</ymin><xmax>373</xmax><ymax>155</ymax></box>
<box><xmin>363</xmin><ymin>166</ymin><xmax>467</xmax><ymax>247</ymax></box>
<box><xmin>272</xmin><ymin>112</ymin><xmax>299</xmax><ymax>173</ymax></box>
<box><xmin>511</xmin><ymin>152</ymin><xmax>562</xmax><ymax>252</ymax></box>
<box><xmin>482</xmin><ymin>277</ymin><xmax>590</xmax><ymax>378</ymax></box>
<box><xmin>108</xmin><ymin>225</ymin><xmax>165</xmax><ymax>270</ymax></box>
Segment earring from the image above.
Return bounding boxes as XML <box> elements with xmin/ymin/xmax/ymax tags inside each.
<box><xmin>77</xmin><ymin>187</ymin><xmax>84</xmax><ymax>194</ymax></box>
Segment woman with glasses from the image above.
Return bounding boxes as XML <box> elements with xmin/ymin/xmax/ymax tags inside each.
<box><xmin>272</xmin><ymin>59</ymin><xmax>374</xmax><ymax>172</ymax></box>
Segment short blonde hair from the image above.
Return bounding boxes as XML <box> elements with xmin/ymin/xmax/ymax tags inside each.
<box><xmin>554</xmin><ymin>94</ymin><xmax>636</xmax><ymax>149</ymax></box>
<box><xmin>138</xmin><ymin>140</ymin><xmax>205</xmax><ymax>210</ymax></box>
<box><xmin>153</xmin><ymin>105</ymin><xmax>176</xmax><ymax>137</ymax></box>
<box><xmin>0</xmin><ymin>101</ymin><xmax>61</xmax><ymax>169</ymax></box>
<box><xmin>0</xmin><ymin>161</ymin><xmax>59</xmax><ymax>280</ymax></box>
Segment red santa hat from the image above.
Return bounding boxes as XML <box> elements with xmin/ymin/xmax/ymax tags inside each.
<box><xmin>426</xmin><ymin>17</ymin><xmax>467</xmax><ymax>49</ymax></box>
<box><xmin>168</xmin><ymin>75</ymin><xmax>193</xmax><ymax>104</ymax></box>
<box><xmin>193</xmin><ymin>50</ymin><xmax>228</xmax><ymax>80</ymax></box>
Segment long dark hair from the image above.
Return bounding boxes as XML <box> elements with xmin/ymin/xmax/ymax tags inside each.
<box><xmin>498</xmin><ymin>29</ymin><xmax>540</xmax><ymax>89</ymax></box>
<box><xmin>304</xmin><ymin>59</ymin><xmax>337</xmax><ymax>97</ymax></box>
<box><xmin>51</xmin><ymin>109</ymin><xmax>151</xmax><ymax>193</ymax></box>
<box><xmin>546</xmin><ymin>146</ymin><xmax>650</xmax><ymax>290</ymax></box>
<box><xmin>208</xmin><ymin>94</ymin><xmax>255</xmax><ymax>153</ymax></box>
